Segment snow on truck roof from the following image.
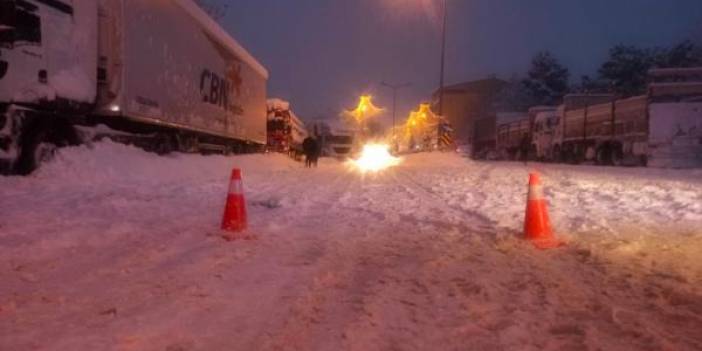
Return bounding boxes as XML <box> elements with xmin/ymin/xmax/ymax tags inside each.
<box><xmin>175</xmin><ymin>0</ymin><xmax>269</xmax><ymax>79</ymax></box>
<box><xmin>496</xmin><ymin>112</ymin><xmax>528</xmax><ymax>124</ymax></box>
<box><xmin>267</xmin><ymin>98</ymin><xmax>290</xmax><ymax>111</ymax></box>
<box><xmin>648</xmin><ymin>67</ymin><xmax>702</xmax><ymax>77</ymax></box>
<box><xmin>528</xmin><ymin>106</ymin><xmax>557</xmax><ymax>113</ymax></box>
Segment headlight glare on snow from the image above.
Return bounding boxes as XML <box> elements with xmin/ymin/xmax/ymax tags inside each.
<box><xmin>350</xmin><ymin>143</ymin><xmax>401</xmax><ymax>173</ymax></box>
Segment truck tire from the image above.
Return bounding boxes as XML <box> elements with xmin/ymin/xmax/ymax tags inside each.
<box><xmin>638</xmin><ymin>155</ymin><xmax>648</xmax><ymax>167</ymax></box>
<box><xmin>611</xmin><ymin>146</ymin><xmax>623</xmax><ymax>166</ymax></box>
<box><xmin>528</xmin><ymin>145</ymin><xmax>537</xmax><ymax>162</ymax></box>
<box><xmin>153</xmin><ymin>133</ymin><xmax>176</xmax><ymax>155</ymax></box>
<box><xmin>175</xmin><ymin>133</ymin><xmax>199</xmax><ymax>153</ymax></box>
<box><xmin>596</xmin><ymin>146</ymin><xmax>610</xmax><ymax>165</ymax></box>
<box><xmin>553</xmin><ymin>145</ymin><xmax>562</xmax><ymax>163</ymax></box>
<box><xmin>15</xmin><ymin>117</ymin><xmax>79</xmax><ymax>175</ymax></box>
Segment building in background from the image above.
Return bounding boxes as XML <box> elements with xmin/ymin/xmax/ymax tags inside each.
<box><xmin>431</xmin><ymin>78</ymin><xmax>507</xmax><ymax>155</ymax></box>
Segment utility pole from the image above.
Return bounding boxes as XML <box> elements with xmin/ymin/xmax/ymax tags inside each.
<box><xmin>381</xmin><ymin>81</ymin><xmax>411</xmax><ymax>138</ymax></box>
<box><xmin>438</xmin><ymin>0</ymin><xmax>447</xmax><ymax>116</ymax></box>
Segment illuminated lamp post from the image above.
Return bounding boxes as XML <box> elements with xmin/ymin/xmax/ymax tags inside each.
<box><xmin>438</xmin><ymin>0</ymin><xmax>447</xmax><ymax>116</ymax></box>
<box><xmin>381</xmin><ymin>81</ymin><xmax>411</xmax><ymax>140</ymax></box>
<box><xmin>344</xmin><ymin>95</ymin><xmax>384</xmax><ymax>141</ymax></box>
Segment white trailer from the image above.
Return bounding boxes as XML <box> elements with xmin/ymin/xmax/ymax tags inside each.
<box><xmin>0</xmin><ymin>0</ymin><xmax>268</xmax><ymax>174</ymax></box>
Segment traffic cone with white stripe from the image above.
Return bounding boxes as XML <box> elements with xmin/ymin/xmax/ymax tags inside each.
<box><xmin>524</xmin><ymin>172</ymin><xmax>562</xmax><ymax>249</ymax></box>
<box><xmin>221</xmin><ymin>168</ymin><xmax>248</xmax><ymax>239</ymax></box>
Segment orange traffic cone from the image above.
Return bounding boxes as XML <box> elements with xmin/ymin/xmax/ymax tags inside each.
<box><xmin>524</xmin><ymin>172</ymin><xmax>562</xmax><ymax>249</ymax></box>
<box><xmin>221</xmin><ymin>168</ymin><xmax>248</xmax><ymax>239</ymax></box>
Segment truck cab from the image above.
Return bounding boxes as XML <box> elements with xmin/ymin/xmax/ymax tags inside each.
<box><xmin>0</xmin><ymin>0</ymin><xmax>47</xmax><ymax>105</ymax></box>
<box><xmin>1</xmin><ymin>0</ymin><xmax>97</xmax><ymax>174</ymax></box>
<box><xmin>0</xmin><ymin>0</ymin><xmax>97</xmax><ymax>108</ymax></box>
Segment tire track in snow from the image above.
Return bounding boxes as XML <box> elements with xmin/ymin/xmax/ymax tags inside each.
<box><xmin>390</xmin><ymin>168</ymin><xmax>498</xmax><ymax>237</ymax></box>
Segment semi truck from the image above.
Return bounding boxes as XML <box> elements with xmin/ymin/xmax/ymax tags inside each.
<box><xmin>266</xmin><ymin>98</ymin><xmax>307</xmax><ymax>160</ymax></box>
<box><xmin>308</xmin><ymin>119</ymin><xmax>355</xmax><ymax>158</ymax></box>
<box><xmin>0</xmin><ymin>0</ymin><xmax>269</xmax><ymax>175</ymax></box>
<box><xmin>489</xmin><ymin>68</ymin><xmax>702</xmax><ymax>167</ymax></box>
<box><xmin>549</xmin><ymin>68</ymin><xmax>702</xmax><ymax>167</ymax></box>
<box><xmin>495</xmin><ymin>112</ymin><xmax>529</xmax><ymax>160</ymax></box>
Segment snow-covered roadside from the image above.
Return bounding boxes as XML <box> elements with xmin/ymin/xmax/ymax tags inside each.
<box><xmin>1</xmin><ymin>142</ymin><xmax>701</xmax><ymax>350</ymax></box>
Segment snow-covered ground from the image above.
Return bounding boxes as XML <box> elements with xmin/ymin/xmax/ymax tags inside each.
<box><xmin>1</xmin><ymin>141</ymin><xmax>702</xmax><ymax>351</ymax></box>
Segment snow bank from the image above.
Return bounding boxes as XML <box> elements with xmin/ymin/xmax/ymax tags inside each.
<box><xmin>28</xmin><ymin>140</ymin><xmax>295</xmax><ymax>187</ymax></box>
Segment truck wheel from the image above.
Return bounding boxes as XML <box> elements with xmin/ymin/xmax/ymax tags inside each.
<box><xmin>553</xmin><ymin>145</ymin><xmax>561</xmax><ymax>163</ymax></box>
<box><xmin>611</xmin><ymin>147</ymin><xmax>623</xmax><ymax>166</ymax></box>
<box><xmin>638</xmin><ymin>155</ymin><xmax>648</xmax><ymax>167</ymax></box>
<box><xmin>528</xmin><ymin>145</ymin><xmax>537</xmax><ymax>161</ymax></box>
<box><xmin>596</xmin><ymin>146</ymin><xmax>609</xmax><ymax>165</ymax></box>
<box><xmin>176</xmin><ymin>134</ymin><xmax>199</xmax><ymax>153</ymax></box>
<box><xmin>15</xmin><ymin>118</ymin><xmax>78</xmax><ymax>175</ymax></box>
<box><xmin>154</xmin><ymin>134</ymin><xmax>175</xmax><ymax>155</ymax></box>
<box><xmin>33</xmin><ymin>142</ymin><xmax>58</xmax><ymax>166</ymax></box>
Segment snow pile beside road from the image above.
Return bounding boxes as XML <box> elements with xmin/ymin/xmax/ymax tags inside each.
<box><xmin>30</xmin><ymin>140</ymin><xmax>296</xmax><ymax>187</ymax></box>
<box><xmin>1</xmin><ymin>145</ymin><xmax>702</xmax><ymax>350</ymax></box>
<box><xmin>0</xmin><ymin>141</ymin><xmax>299</xmax><ymax>259</ymax></box>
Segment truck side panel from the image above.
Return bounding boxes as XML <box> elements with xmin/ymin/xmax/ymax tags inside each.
<box><xmin>104</xmin><ymin>0</ymin><xmax>267</xmax><ymax>144</ymax></box>
<box><xmin>585</xmin><ymin>103</ymin><xmax>612</xmax><ymax>138</ymax></box>
<box><xmin>563</xmin><ymin>108</ymin><xmax>585</xmax><ymax>140</ymax></box>
<box><xmin>614</xmin><ymin>96</ymin><xmax>648</xmax><ymax>139</ymax></box>
<box><xmin>648</xmin><ymin>102</ymin><xmax>702</xmax><ymax>168</ymax></box>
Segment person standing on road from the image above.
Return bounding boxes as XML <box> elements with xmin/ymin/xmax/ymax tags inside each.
<box><xmin>302</xmin><ymin>136</ymin><xmax>318</xmax><ymax>168</ymax></box>
<box><xmin>311</xmin><ymin>137</ymin><xmax>322</xmax><ymax>168</ymax></box>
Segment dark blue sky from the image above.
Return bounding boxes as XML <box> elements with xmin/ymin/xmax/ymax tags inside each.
<box><xmin>223</xmin><ymin>0</ymin><xmax>702</xmax><ymax>123</ymax></box>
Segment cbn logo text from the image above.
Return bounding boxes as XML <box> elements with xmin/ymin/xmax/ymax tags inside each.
<box><xmin>200</xmin><ymin>63</ymin><xmax>244</xmax><ymax>114</ymax></box>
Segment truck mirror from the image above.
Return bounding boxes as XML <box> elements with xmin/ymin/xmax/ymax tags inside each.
<box><xmin>0</xmin><ymin>0</ymin><xmax>15</xmax><ymax>24</ymax></box>
<box><xmin>0</xmin><ymin>0</ymin><xmax>14</xmax><ymax>46</ymax></box>
<box><xmin>0</xmin><ymin>60</ymin><xmax>7</xmax><ymax>79</ymax></box>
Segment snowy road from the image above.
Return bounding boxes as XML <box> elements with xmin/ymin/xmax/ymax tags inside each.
<box><xmin>1</xmin><ymin>142</ymin><xmax>702</xmax><ymax>350</ymax></box>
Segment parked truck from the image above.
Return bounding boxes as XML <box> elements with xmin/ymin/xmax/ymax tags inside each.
<box><xmin>495</xmin><ymin>112</ymin><xmax>530</xmax><ymax>160</ymax></box>
<box><xmin>308</xmin><ymin>119</ymin><xmax>355</xmax><ymax>158</ymax></box>
<box><xmin>266</xmin><ymin>98</ymin><xmax>307</xmax><ymax>160</ymax></box>
<box><xmin>540</xmin><ymin>68</ymin><xmax>702</xmax><ymax>167</ymax></box>
<box><xmin>0</xmin><ymin>0</ymin><xmax>269</xmax><ymax>175</ymax></box>
<box><xmin>488</xmin><ymin>68</ymin><xmax>702</xmax><ymax>168</ymax></box>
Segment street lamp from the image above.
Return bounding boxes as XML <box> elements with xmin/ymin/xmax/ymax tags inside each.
<box><xmin>381</xmin><ymin>81</ymin><xmax>411</xmax><ymax>138</ymax></box>
<box><xmin>438</xmin><ymin>0</ymin><xmax>447</xmax><ymax>116</ymax></box>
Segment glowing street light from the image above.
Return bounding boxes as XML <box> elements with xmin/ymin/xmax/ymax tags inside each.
<box><xmin>346</xmin><ymin>95</ymin><xmax>383</xmax><ymax>124</ymax></box>
<box><xmin>405</xmin><ymin>103</ymin><xmax>437</xmax><ymax>133</ymax></box>
<box><xmin>438</xmin><ymin>0</ymin><xmax>447</xmax><ymax>115</ymax></box>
